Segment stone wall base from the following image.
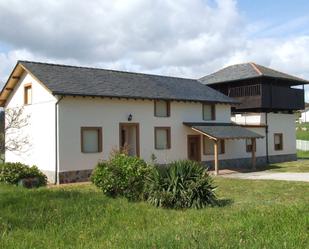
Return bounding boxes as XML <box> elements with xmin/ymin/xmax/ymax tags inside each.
<box><xmin>203</xmin><ymin>153</ymin><xmax>297</xmax><ymax>170</ymax></box>
<box><xmin>58</xmin><ymin>169</ymin><xmax>93</xmax><ymax>184</ymax></box>
<box><xmin>44</xmin><ymin>154</ymin><xmax>297</xmax><ymax>184</ymax></box>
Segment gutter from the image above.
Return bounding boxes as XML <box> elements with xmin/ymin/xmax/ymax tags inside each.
<box><xmin>54</xmin><ymin>96</ymin><xmax>64</xmax><ymax>184</ymax></box>
<box><xmin>265</xmin><ymin>112</ymin><xmax>269</xmax><ymax>164</ymax></box>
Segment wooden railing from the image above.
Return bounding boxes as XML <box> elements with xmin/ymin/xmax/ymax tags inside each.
<box><xmin>228</xmin><ymin>84</ymin><xmax>261</xmax><ymax>97</ymax></box>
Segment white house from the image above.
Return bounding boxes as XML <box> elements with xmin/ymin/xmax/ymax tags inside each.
<box><xmin>0</xmin><ymin>61</ymin><xmax>306</xmax><ymax>183</ymax></box>
<box><xmin>299</xmin><ymin>107</ymin><xmax>309</xmax><ymax>123</ymax></box>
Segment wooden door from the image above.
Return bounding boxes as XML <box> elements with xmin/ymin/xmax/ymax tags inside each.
<box><xmin>119</xmin><ymin>123</ymin><xmax>140</xmax><ymax>157</ymax></box>
<box><xmin>187</xmin><ymin>135</ymin><xmax>201</xmax><ymax>161</ymax></box>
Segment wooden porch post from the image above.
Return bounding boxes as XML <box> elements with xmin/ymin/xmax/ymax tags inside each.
<box><xmin>251</xmin><ymin>138</ymin><xmax>256</xmax><ymax>170</ymax></box>
<box><xmin>214</xmin><ymin>139</ymin><xmax>219</xmax><ymax>175</ymax></box>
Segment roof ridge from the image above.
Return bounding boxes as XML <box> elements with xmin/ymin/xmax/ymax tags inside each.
<box><xmin>18</xmin><ymin>60</ymin><xmax>196</xmax><ymax>82</ymax></box>
<box><xmin>253</xmin><ymin>62</ymin><xmax>309</xmax><ymax>82</ymax></box>
<box><xmin>249</xmin><ymin>62</ymin><xmax>263</xmax><ymax>76</ymax></box>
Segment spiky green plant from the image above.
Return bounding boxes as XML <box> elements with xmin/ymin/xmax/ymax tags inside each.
<box><xmin>144</xmin><ymin>160</ymin><xmax>217</xmax><ymax>209</ymax></box>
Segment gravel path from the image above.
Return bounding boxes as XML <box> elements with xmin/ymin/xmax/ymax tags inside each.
<box><xmin>221</xmin><ymin>172</ymin><xmax>309</xmax><ymax>182</ymax></box>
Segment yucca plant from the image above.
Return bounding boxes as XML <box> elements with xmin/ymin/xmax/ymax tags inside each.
<box><xmin>144</xmin><ymin>160</ymin><xmax>217</xmax><ymax>209</ymax></box>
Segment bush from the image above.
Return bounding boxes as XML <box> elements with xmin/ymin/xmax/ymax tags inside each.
<box><xmin>144</xmin><ymin>160</ymin><xmax>217</xmax><ymax>209</ymax></box>
<box><xmin>0</xmin><ymin>162</ymin><xmax>47</xmax><ymax>187</ymax></box>
<box><xmin>91</xmin><ymin>152</ymin><xmax>151</xmax><ymax>201</ymax></box>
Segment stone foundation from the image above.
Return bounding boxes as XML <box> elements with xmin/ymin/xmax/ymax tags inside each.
<box><xmin>45</xmin><ymin>154</ymin><xmax>297</xmax><ymax>184</ymax></box>
<box><xmin>268</xmin><ymin>154</ymin><xmax>297</xmax><ymax>163</ymax></box>
<box><xmin>58</xmin><ymin>169</ymin><xmax>93</xmax><ymax>184</ymax></box>
<box><xmin>204</xmin><ymin>153</ymin><xmax>297</xmax><ymax>170</ymax></box>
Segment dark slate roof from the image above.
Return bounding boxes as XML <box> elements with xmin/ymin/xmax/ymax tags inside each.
<box><xmin>199</xmin><ymin>62</ymin><xmax>308</xmax><ymax>85</ymax></box>
<box><xmin>183</xmin><ymin>122</ymin><xmax>264</xmax><ymax>139</ymax></box>
<box><xmin>18</xmin><ymin>61</ymin><xmax>236</xmax><ymax>104</ymax></box>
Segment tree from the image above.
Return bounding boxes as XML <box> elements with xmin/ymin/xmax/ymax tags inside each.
<box><xmin>0</xmin><ymin>107</ymin><xmax>30</xmax><ymax>161</ymax></box>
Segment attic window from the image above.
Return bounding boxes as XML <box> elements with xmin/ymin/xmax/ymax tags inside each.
<box><xmin>24</xmin><ymin>84</ymin><xmax>32</xmax><ymax>105</ymax></box>
<box><xmin>154</xmin><ymin>100</ymin><xmax>170</xmax><ymax>117</ymax></box>
<box><xmin>203</xmin><ymin>104</ymin><xmax>215</xmax><ymax>121</ymax></box>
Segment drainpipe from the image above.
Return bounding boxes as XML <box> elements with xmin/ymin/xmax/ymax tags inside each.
<box><xmin>55</xmin><ymin>96</ymin><xmax>64</xmax><ymax>184</ymax></box>
<box><xmin>265</xmin><ymin>112</ymin><xmax>269</xmax><ymax>164</ymax></box>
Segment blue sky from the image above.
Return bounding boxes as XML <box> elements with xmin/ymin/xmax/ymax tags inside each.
<box><xmin>237</xmin><ymin>0</ymin><xmax>309</xmax><ymax>19</ymax></box>
<box><xmin>238</xmin><ymin>0</ymin><xmax>309</xmax><ymax>21</ymax></box>
<box><xmin>0</xmin><ymin>0</ymin><xmax>309</xmax><ymax>100</ymax></box>
<box><xmin>238</xmin><ymin>0</ymin><xmax>309</xmax><ymax>38</ymax></box>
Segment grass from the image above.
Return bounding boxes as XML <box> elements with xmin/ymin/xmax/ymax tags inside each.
<box><xmin>296</xmin><ymin>129</ymin><xmax>309</xmax><ymax>140</ymax></box>
<box><xmin>297</xmin><ymin>122</ymin><xmax>309</xmax><ymax>129</ymax></box>
<box><xmin>1</xmin><ymin>179</ymin><xmax>309</xmax><ymax>249</ymax></box>
<box><xmin>262</xmin><ymin>156</ymin><xmax>309</xmax><ymax>173</ymax></box>
<box><xmin>296</xmin><ymin>123</ymin><xmax>309</xmax><ymax>140</ymax></box>
<box><xmin>297</xmin><ymin>150</ymin><xmax>309</xmax><ymax>159</ymax></box>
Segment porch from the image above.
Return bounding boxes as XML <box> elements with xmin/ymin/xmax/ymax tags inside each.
<box><xmin>184</xmin><ymin>122</ymin><xmax>264</xmax><ymax>175</ymax></box>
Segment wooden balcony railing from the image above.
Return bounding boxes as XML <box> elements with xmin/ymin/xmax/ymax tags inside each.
<box><xmin>228</xmin><ymin>84</ymin><xmax>261</xmax><ymax>97</ymax></box>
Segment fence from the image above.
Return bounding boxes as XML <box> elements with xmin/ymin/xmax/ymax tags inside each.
<box><xmin>296</xmin><ymin>140</ymin><xmax>309</xmax><ymax>151</ymax></box>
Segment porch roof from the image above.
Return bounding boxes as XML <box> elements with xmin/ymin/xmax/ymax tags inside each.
<box><xmin>183</xmin><ymin>122</ymin><xmax>264</xmax><ymax>140</ymax></box>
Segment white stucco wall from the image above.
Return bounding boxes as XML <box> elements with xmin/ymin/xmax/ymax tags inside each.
<box><xmin>266</xmin><ymin>113</ymin><xmax>296</xmax><ymax>156</ymax></box>
<box><xmin>202</xmin><ymin>127</ymin><xmax>267</xmax><ymax>162</ymax></box>
<box><xmin>5</xmin><ymin>72</ymin><xmax>57</xmax><ymax>172</ymax></box>
<box><xmin>229</xmin><ymin>112</ymin><xmax>296</xmax><ymax>160</ymax></box>
<box><xmin>58</xmin><ymin>97</ymin><xmax>232</xmax><ymax>172</ymax></box>
<box><xmin>300</xmin><ymin>110</ymin><xmax>309</xmax><ymax>123</ymax></box>
<box><xmin>231</xmin><ymin>113</ymin><xmax>265</xmax><ymax>125</ymax></box>
<box><xmin>57</xmin><ymin>97</ymin><xmax>296</xmax><ymax>172</ymax></box>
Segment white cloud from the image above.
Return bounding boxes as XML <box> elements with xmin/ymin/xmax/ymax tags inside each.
<box><xmin>0</xmin><ymin>0</ymin><xmax>309</xmax><ymax>100</ymax></box>
<box><xmin>0</xmin><ymin>0</ymin><xmax>244</xmax><ymax>80</ymax></box>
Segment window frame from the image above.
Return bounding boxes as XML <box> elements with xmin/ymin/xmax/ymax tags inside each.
<box><xmin>274</xmin><ymin>133</ymin><xmax>283</xmax><ymax>151</ymax></box>
<box><xmin>81</xmin><ymin>127</ymin><xmax>103</xmax><ymax>153</ymax></box>
<box><xmin>24</xmin><ymin>83</ymin><xmax>32</xmax><ymax>105</ymax></box>
<box><xmin>154</xmin><ymin>127</ymin><xmax>171</xmax><ymax>150</ymax></box>
<box><xmin>203</xmin><ymin>137</ymin><xmax>225</xmax><ymax>155</ymax></box>
<box><xmin>202</xmin><ymin>103</ymin><xmax>215</xmax><ymax>121</ymax></box>
<box><xmin>246</xmin><ymin>138</ymin><xmax>256</xmax><ymax>152</ymax></box>
<box><xmin>154</xmin><ymin>100</ymin><xmax>170</xmax><ymax>117</ymax></box>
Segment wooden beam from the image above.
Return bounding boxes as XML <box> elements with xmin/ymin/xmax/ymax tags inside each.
<box><xmin>12</xmin><ymin>76</ymin><xmax>20</xmax><ymax>80</ymax></box>
<box><xmin>5</xmin><ymin>88</ymin><xmax>13</xmax><ymax>91</ymax></box>
<box><xmin>214</xmin><ymin>140</ymin><xmax>219</xmax><ymax>175</ymax></box>
<box><xmin>251</xmin><ymin>138</ymin><xmax>256</xmax><ymax>170</ymax></box>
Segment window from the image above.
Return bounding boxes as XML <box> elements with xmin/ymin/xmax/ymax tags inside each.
<box><xmin>246</xmin><ymin>138</ymin><xmax>256</xmax><ymax>152</ymax></box>
<box><xmin>274</xmin><ymin>133</ymin><xmax>283</xmax><ymax>151</ymax></box>
<box><xmin>155</xmin><ymin>127</ymin><xmax>171</xmax><ymax>149</ymax></box>
<box><xmin>81</xmin><ymin>127</ymin><xmax>102</xmax><ymax>153</ymax></box>
<box><xmin>203</xmin><ymin>136</ymin><xmax>224</xmax><ymax>155</ymax></box>
<box><xmin>203</xmin><ymin>104</ymin><xmax>215</xmax><ymax>121</ymax></box>
<box><xmin>154</xmin><ymin>100</ymin><xmax>170</xmax><ymax>117</ymax></box>
<box><xmin>24</xmin><ymin>84</ymin><xmax>32</xmax><ymax>105</ymax></box>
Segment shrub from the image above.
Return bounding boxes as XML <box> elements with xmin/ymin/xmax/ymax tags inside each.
<box><xmin>91</xmin><ymin>152</ymin><xmax>151</xmax><ymax>201</ymax></box>
<box><xmin>0</xmin><ymin>162</ymin><xmax>47</xmax><ymax>187</ymax></box>
<box><xmin>144</xmin><ymin>160</ymin><xmax>217</xmax><ymax>209</ymax></box>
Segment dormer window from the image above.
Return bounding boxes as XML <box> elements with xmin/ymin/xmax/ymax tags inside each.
<box><xmin>154</xmin><ymin>100</ymin><xmax>170</xmax><ymax>117</ymax></box>
<box><xmin>203</xmin><ymin>103</ymin><xmax>215</xmax><ymax>121</ymax></box>
<box><xmin>24</xmin><ymin>84</ymin><xmax>32</xmax><ymax>105</ymax></box>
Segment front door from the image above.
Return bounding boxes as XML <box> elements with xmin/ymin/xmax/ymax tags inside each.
<box><xmin>187</xmin><ymin>135</ymin><xmax>201</xmax><ymax>161</ymax></box>
<box><xmin>119</xmin><ymin>123</ymin><xmax>140</xmax><ymax>156</ymax></box>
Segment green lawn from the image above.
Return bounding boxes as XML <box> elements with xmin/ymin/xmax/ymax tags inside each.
<box><xmin>296</xmin><ymin>129</ymin><xmax>309</xmax><ymax>140</ymax></box>
<box><xmin>297</xmin><ymin>150</ymin><xmax>309</xmax><ymax>159</ymax></box>
<box><xmin>1</xmin><ymin>179</ymin><xmax>308</xmax><ymax>249</ymax></box>
<box><xmin>296</xmin><ymin>123</ymin><xmax>309</xmax><ymax>140</ymax></box>
<box><xmin>264</xmin><ymin>156</ymin><xmax>309</xmax><ymax>172</ymax></box>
